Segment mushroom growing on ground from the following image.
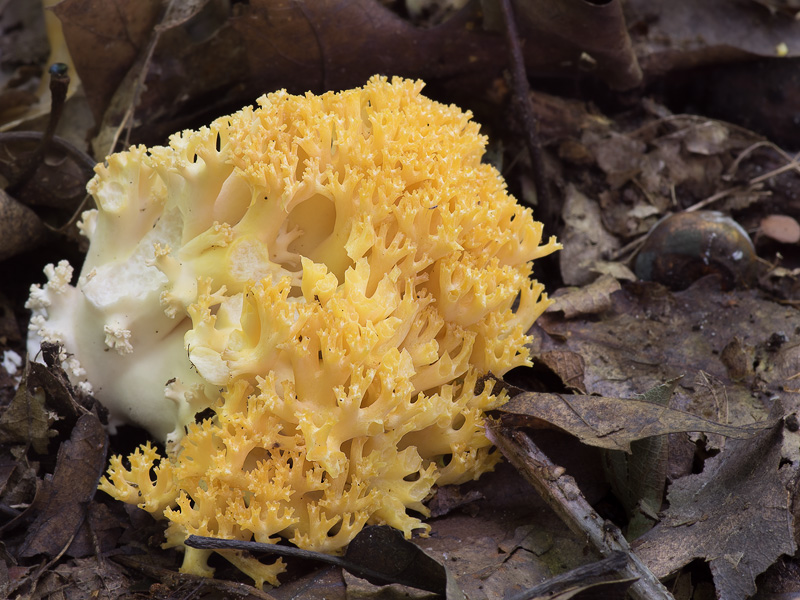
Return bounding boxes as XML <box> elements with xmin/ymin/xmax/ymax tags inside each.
<box><xmin>27</xmin><ymin>76</ymin><xmax>559</xmax><ymax>587</ymax></box>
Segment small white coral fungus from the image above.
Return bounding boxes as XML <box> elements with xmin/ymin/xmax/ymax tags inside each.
<box><xmin>30</xmin><ymin>76</ymin><xmax>559</xmax><ymax>587</ymax></box>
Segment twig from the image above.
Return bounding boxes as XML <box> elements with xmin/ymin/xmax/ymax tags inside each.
<box><xmin>0</xmin><ymin>131</ymin><xmax>96</xmax><ymax>232</ymax></box>
<box><xmin>185</xmin><ymin>534</ymin><xmax>446</xmax><ymax>595</ymax></box>
<box><xmin>725</xmin><ymin>141</ymin><xmax>800</xmax><ymax>181</ymax></box>
<box><xmin>506</xmin><ymin>551</ymin><xmax>630</xmax><ymax>600</ymax></box>
<box><xmin>609</xmin><ymin>232</ymin><xmax>649</xmax><ymax>262</ymax></box>
<box><xmin>724</xmin><ymin>141</ymin><xmax>776</xmax><ymax>179</ymax></box>
<box><xmin>485</xmin><ymin>423</ymin><xmax>675</xmax><ymax>600</ymax></box>
<box><xmin>105</xmin><ymin>0</ymin><xmax>185</xmax><ymax>155</ymax></box>
<box><xmin>6</xmin><ymin>523</ymin><xmax>81</xmax><ymax>599</ymax></box>
<box><xmin>684</xmin><ymin>138</ymin><xmax>798</xmax><ymax>213</ymax></box>
<box><xmin>499</xmin><ymin>0</ymin><xmax>555</xmax><ymax>232</ymax></box>
<box><xmin>109</xmin><ymin>35</ymin><xmax>160</xmax><ymax>154</ymax></box>
<box><xmin>684</xmin><ymin>183</ymin><xmax>770</xmax><ymax>213</ymax></box>
<box><xmin>7</xmin><ymin>63</ymin><xmax>70</xmax><ymax>195</ymax></box>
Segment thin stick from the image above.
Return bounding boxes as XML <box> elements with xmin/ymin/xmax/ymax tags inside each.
<box><xmin>499</xmin><ymin>0</ymin><xmax>555</xmax><ymax>232</ymax></box>
<box><xmin>7</xmin><ymin>63</ymin><xmax>70</xmax><ymax>195</ymax></box>
<box><xmin>486</xmin><ymin>423</ymin><xmax>675</xmax><ymax>600</ymax></box>
<box><xmin>506</xmin><ymin>551</ymin><xmax>630</xmax><ymax>600</ymax></box>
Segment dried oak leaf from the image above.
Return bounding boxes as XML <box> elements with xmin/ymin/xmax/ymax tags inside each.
<box><xmin>633</xmin><ymin>420</ymin><xmax>796</xmax><ymax>600</ymax></box>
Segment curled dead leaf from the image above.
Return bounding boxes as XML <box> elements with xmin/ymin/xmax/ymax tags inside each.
<box><xmin>0</xmin><ymin>132</ymin><xmax>95</xmax><ymax>214</ymax></box>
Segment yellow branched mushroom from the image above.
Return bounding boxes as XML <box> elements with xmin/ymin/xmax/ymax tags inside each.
<box><xmin>27</xmin><ymin>76</ymin><xmax>559</xmax><ymax>587</ymax></box>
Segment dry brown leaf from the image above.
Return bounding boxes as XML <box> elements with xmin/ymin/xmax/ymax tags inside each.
<box><xmin>487</xmin><ymin>0</ymin><xmax>641</xmax><ymax>90</ymax></box>
<box><xmin>626</xmin><ymin>0</ymin><xmax>800</xmax><ymax>72</ymax></box>
<box><xmin>536</xmin><ymin>350</ymin><xmax>587</xmax><ymax>393</ymax></box>
<box><xmin>633</xmin><ymin>421</ymin><xmax>796</xmax><ymax>600</ymax></box>
<box><xmin>497</xmin><ymin>391</ymin><xmax>768</xmax><ymax>453</ymax></box>
<box><xmin>594</xmin><ymin>134</ymin><xmax>647</xmax><ymax>188</ymax></box>
<box><xmin>530</xmin><ymin>278</ymin><xmax>797</xmax><ymax>428</ymax></box>
<box><xmin>682</xmin><ymin>121</ymin><xmax>731</xmax><ymax>155</ymax></box>
<box><xmin>55</xmin><ymin>0</ymin><xmax>640</xmax><ymax>146</ymax></box>
<box><xmin>31</xmin><ymin>557</ymin><xmax>132</xmax><ymax>600</ymax></box>
<box><xmin>591</xmin><ymin>261</ymin><xmax>637</xmax><ymax>282</ymax></box>
<box><xmin>417</xmin><ymin>464</ymin><xmax>589</xmax><ymax>600</ymax></box>
<box><xmin>52</xmin><ymin>0</ymin><xmax>163</xmax><ymax>120</ymax></box>
<box><xmin>234</xmin><ymin>0</ymin><xmax>637</xmax><ymax>97</ymax></box>
<box><xmin>19</xmin><ymin>413</ymin><xmax>108</xmax><ymax>558</ymax></box>
<box><xmin>0</xmin><ymin>132</ymin><xmax>96</xmax><ymax>224</ymax></box>
<box><xmin>0</xmin><ymin>369</ymin><xmax>56</xmax><ymax>454</ymax></box>
<box><xmin>720</xmin><ymin>336</ymin><xmax>752</xmax><ymax>382</ymax></box>
<box><xmin>547</xmin><ymin>274</ymin><xmax>621</xmax><ymax>319</ymax></box>
<box><xmin>558</xmin><ymin>186</ymin><xmax>620</xmax><ymax>286</ymax></box>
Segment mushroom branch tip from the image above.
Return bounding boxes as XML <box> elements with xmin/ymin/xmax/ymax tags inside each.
<box><xmin>27</xmin><ymin>75</ymin><xmax>559</xmax><ymax>587</ymax></box>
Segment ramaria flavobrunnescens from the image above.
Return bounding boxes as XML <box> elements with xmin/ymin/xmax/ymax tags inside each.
<box><xmin>27</xmin><ymin>76</ymin><xmax>560</xmax><ymax>587</ymax></box>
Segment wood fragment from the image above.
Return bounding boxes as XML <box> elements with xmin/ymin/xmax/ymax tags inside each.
<box><xmin>499</xmin><ymin>0</ymin><xmax>555</xmax><ymax>232</ymax></box>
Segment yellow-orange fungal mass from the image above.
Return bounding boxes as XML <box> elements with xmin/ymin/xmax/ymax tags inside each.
<box><xmin>30</xmin><ymin>76</ymin><xmax>558</xmax><ymax>587</ymax></box>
